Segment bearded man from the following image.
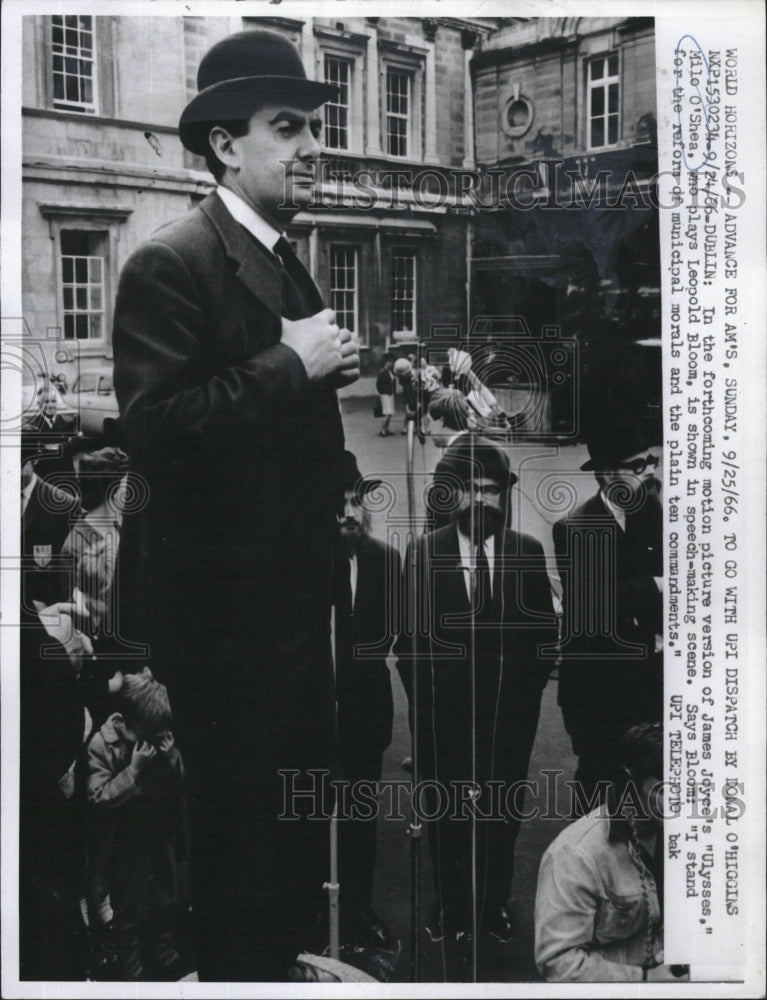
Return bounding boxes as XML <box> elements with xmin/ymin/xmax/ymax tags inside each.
<box><xmin>333</xmin><ymin>451</ymin><xmax>401</xmax><ymax>952</ymax></box>
<box><xmin>396</xmin><ymin>434</ymin><xmax>557</xmax><ymax>945</ymax></box>
<box><xmin>553</xmin><ymin>413</ymin><xmax>664</xmax><ymax>810</ymax></box>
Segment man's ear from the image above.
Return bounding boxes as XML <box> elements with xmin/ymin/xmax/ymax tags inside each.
<box><xmin>112</xmin><ymin>713</ymin><xmax>125</xmax><ymax>733</ymax></box>
<box><xmin>208</xmin><ymin>126</ymin><xmax>238</xmax><ymax>172</ymax></box>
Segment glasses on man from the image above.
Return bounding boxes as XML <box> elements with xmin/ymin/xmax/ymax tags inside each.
<box><xmin>464</xmin><ymin>482</ymin><xmax>502</xmax><ymax>499</ymax></box>
<box><xmin>617</xmin><ymin>454</ymin><xmax>661</xmax><ymax>476</ymax></box>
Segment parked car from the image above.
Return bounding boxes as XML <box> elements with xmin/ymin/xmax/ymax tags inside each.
<box><xmin>61</xmin><ymin>365</ymin><xmax>121</xmax><ymax>441</ymax></box>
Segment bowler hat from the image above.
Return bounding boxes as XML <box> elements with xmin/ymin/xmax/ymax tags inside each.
<box><xmin>434</xmin><ymin>433</ymin><xmax>518</xmax><ymax>490</ymax></box>
<box><xmin>342</xmin><ymin>450</ymin><xmax>383</xmax><ymax>497</ymax></box>
<box><xmin>581</xmin><ymin>413</ymin><xmax>662</xmax><ymax>472</ymax></box>
<box><xmin>179</xmin><ymin>29</ymin><xmax>338</xmax><ymax>154</ymax></box>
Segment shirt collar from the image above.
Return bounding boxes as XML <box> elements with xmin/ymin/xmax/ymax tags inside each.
<box><xmin>456</xmin><ymin>527</ymin><xmax>495</xmax><ymax>560</ymax></box>
<box><xmin>600</xmin><ymin>488</ymin><xmax>627</xmax><ymax>531</ymax></box>
<box><xmin>217</xmin><ymin>184</ymin><xmax>283</xmax><ymax>253</ymax></box>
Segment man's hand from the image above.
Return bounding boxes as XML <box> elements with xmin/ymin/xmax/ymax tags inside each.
<box><xmin>35</xmin><ymin>600</ymin><xmax>93</xmax><ymax>667</ymax></box>
<box><xmin>281</xmin><ymin>310</ymin><xmax>359</xmax><ymax>384</ymax></box>
<box><xmin>329</xmin><ymin>327</ymin><xmax>360</xmax><ymax>387</ymax></box>
<box><xmin>130</xmin><ymin>739</ymin><xmax>156</xmax><ymax>774</ymax></box>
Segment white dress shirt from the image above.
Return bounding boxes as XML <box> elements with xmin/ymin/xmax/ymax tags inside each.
<box><xmin>456</xmin><ymin>528</ymin><xmax>495</xmax><ymax>602</ymax></box>
<box><xmin>216</xmin><ymin>184</ymin><xmax>283</xmax><ymax>254</ymax></box>
<box><xmin>348</xmin><ymin>553</ymin><xmax>358</xmax><ymax>608</ymax></box>
<box><xmin>600</xmin><ymin>488</ymin><xmax>626</xmax><ymax>532</ymax></box>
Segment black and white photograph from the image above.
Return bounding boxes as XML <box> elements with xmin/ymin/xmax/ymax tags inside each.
<box><xmin>1</xmin><ymin>2</ymin><xmax>764</xmax><ymax>995</ymax></box>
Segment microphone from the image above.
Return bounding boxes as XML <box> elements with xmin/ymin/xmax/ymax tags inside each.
<box><xmin>393</xmin><ymin>358</ymin><xmax>425</xmax><ymax>443</ymax></box>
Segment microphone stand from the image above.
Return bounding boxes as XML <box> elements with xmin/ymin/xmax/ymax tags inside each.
<box><xmin>469</xmin><ymin>433</ymin><xmax>478</xmax><ymax>983</ymax></box>
<box><xmin>326</xmin><ymin>605</ymin><xmax>341</xmax><ymax>960</ymax></box>
<box><xmin>405</xmin><ymin>412</ymin><xmax>422</xmax><ymax>982</ymax></box>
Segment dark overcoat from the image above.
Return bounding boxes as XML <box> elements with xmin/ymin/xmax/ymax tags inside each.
<box><xmin>334</xmin><ymin>533</ymin><xmax>401</xmax><ymax>758</ymax></box>
<box><xmin>553</xmin><ymin>490</ymin><xmax>663</xmax><ymax>762</ymax></box>
<box><xmin>396</xmin><ymin>523</ymin><xmax>557</xmax><ymax>780</ymax></box>
<box><xmin>112</xmin><ymin>190</ymin><xmax>344</xmax><ymax>978</ymax></box>
<box><xmin>395</xmin><ymin>523</ymin><xmax>557</xmax><ymax>917</ymax></box>
<box><xmin>113</xmin><ymin>190</ymin><xmax>343</xmax><ymax>745</ymax></box>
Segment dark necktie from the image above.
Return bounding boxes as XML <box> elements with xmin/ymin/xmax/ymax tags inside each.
<box><xmin>274</xmin><ymin>236</ymin><xmax>318</xmax><ymax>320</ymax></box>
<box><xmin>474</xmin><ymin>541</ymin><xmax>493</xmax><ymax>623</ymax></box>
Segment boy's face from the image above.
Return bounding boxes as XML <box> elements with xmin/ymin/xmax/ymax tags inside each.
<box><xmin>115</xmin><ymin>716</ymin><xmax>169</xmax><ymax>747</ymax></box>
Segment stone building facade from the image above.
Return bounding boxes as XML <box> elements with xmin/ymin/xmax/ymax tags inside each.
<box><xmin>468</xmin><ymin>17</ymin><xmax>660</xmax><ymax>433</ymax></box>
<box><xmin>20</xmin><ymin>13</ymin><xmax>498</xmax><ymax>389</ymax></box>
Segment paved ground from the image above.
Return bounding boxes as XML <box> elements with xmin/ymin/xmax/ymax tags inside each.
<box><xmin>337</xmin><ymin>396</ymin><xmax>595</xmax><ymax>983</ymax></box>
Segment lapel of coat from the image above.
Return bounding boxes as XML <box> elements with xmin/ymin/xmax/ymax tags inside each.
<box><xmin>498</xmin><ymin>529</ymin><xmax>522</xmax><ymax>621</ymax></box>
<box><xmin>432</xmin><ymin>524</ymin><xmax>471</xmax><ymax>615</ymax></box>
<box><xmin>199</xmin><ymin>192</ymin><xmax>283</xmax><ymax>322</ymax></box>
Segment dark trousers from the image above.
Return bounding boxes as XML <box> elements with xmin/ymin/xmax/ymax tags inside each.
<box><xmin>165</xmin><ymin>625</ymin><xmax>336</xmax><ymax>981</ymax></box>
<box><xmin>337</xmin><ymin>740</ymin><xmax>385</xmax><ymax>924</ymax></box>
<box><xmin>106</xmin><ymin>796</ymin><xmax>180</xmax><ymax>979</ymax></box>
<box><xmin>19</xmin><ymin>791</ymin><xmax>87</xmax><ymax>980</ymax></box>
<box><xmin>421</xmin><ymin>689</ymin><xmax>543</xmax><ymax>927</ymax></box>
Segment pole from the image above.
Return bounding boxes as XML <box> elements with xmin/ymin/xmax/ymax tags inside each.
<box><xmin>328</xmin><ymin>805</ymin><xmax>340</xmax><ymax>960</ymax></box>
<box><xmin>325</xmin><ymin>605</ymin><xmax>340</xmax><ymax>960</ymax></box>
<box><xmin>405</xmin><ymin>417</ymin><xmax>422</xmax><ymax>982</ymax></box>
<box><xmin>469</xmin><ymin>433</ymin><xmax>478</xmax><ymax>982</ymax></box>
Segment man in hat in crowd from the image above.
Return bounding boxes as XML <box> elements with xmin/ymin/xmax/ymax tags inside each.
<box><xmin>23</xmin><ymin>385</ymin><xmax>81</xmax><ymax>490</ymax></box>
<box><xmin>395</xmin><ymin>434</ymin><xmax>557</xmax><ymax>949</ymax></box>
<box><xmin>553</xmin><ymin>413</ymin><xmax>663</xmax><ymax>811</ymax></box>
<box><xmin>333</xmin><ymin>451</ymin><xmax>401</xmax><ymax>953</ymax></box>
<box><xmin>112</xmin><ymin>28</ymin><xmax>359</xmax><ymax>980</ymax></box>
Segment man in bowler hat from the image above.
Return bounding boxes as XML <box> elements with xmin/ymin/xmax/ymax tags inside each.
<box><xmin>553</xmin><ymin>413</ymin><xmax>663</xmax><ymax>810</ymax></box>
<box><xmin>395</xmin><ymin>435</ymin><xmax>557</xmax><ymax>948</ymax></box>
<box><xmin>112</xmin><ymin>29</ymin><xmax>359</xmax><ymax>980</ymax></box>
<box><xmin>333</xmin><ymin>451</ymin><xmax>401</xmax><ymax>952</ymax></box>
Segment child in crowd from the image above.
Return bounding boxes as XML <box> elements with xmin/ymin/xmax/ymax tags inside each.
<box><xmin>86</xmin><ymin>668</ymin><xmax>186</xmax><ymax>981</ymax></box>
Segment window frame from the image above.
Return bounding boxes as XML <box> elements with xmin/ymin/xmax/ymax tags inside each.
<box><xmin>390</xmin><ymin>248</ymin><xmax>418</xmax><ymax>340</ymax></box>
<box><xmin>586</xmin><ymin>52</ymin><xmax>621</xmax><ymax>150</ymax></box>
<box><xmin>323</xmin><ymin>54</ymin><xmax>353</xmax><ymax>152</ymax></box>
<box><xmin>385</xmin><ymin>66</ymin><xmax>412</xmax><ymax>160</ymax></box>
<box><xmin>329</xmin><ymin>244</ymin><xmax>361</xmax><ymax>342</ymax></box>
<box><xmin>378</xmin><ymin>41</ymin><xmax>426</xmax><ymax>163</ymax></box>
<box><xmin>59</xmin><ymin>229</ymin><xmax>109</xmax><ymax>344</ymax></box>
<box><xmin>314</xmin><ymin>27</ymin><xmax>367</xmax><ymax>156</ymax></box>
<box><xmin>38</xmin><ymin>206</ymin><xmax>132</xmax><ymax>356</ymax></box>
<box><xmin>50</xmin><ymin>13</ymin><xmax>99</xmax><ymax>115</ymax></box>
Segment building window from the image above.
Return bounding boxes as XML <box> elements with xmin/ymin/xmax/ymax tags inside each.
<box><xmin>330</xmin><ymin>245</ymin><xmax>359</xmax><ymax>337</ymax></box>
<box><xmin>51</xmin><ymin>14</ymin><xmax>97</xmax><ymax>113</ymax></box>
<box><xmin>324</xmin><ymin>56</ymin><xmax>352</xmax><ymax>150</ymax></box>
<box><xmin>386</xmin><ymin>68</ymin><xmax>411</xmax><ymax>158</ymax></box>
<box><xmin>588</xmin><ymin>54</ymin><xmax>620</xmax><ymax>148</ymax></box>
<box><xmin>391</xmin><ymin>250</ymin><xmax>416</xmax><ymax>337</ymax></box>
<box><xmin>60</xmin><ymin>231</ymin><xmax>106</xmax><ymax>341</ymax></box>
